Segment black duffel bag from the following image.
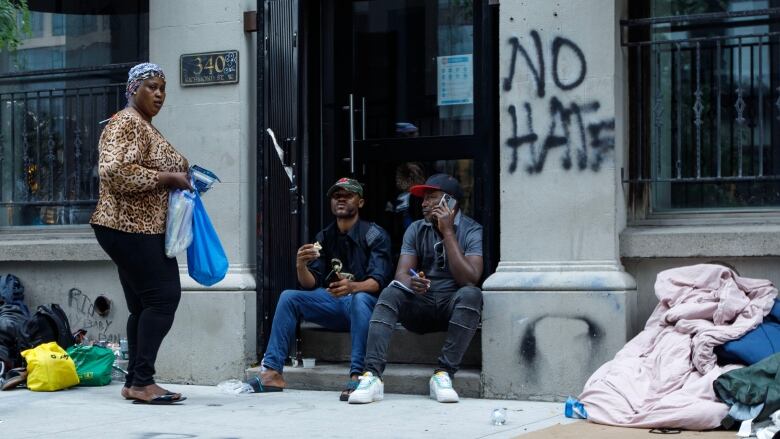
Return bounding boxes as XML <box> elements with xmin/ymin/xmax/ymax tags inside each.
<box><xmin>23</xmin><ymin>304</ymin><xmax>75</xmax><ymax>350</ymax></box>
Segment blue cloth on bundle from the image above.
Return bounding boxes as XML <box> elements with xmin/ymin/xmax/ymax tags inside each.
<box><xmin>716</xmin><ymin>299</ymin><xmax>780</xmax><ymax>365</ymax></box>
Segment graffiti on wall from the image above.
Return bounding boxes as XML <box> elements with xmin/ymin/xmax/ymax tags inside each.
<box><xmin>503</xmin><ymin>30</ymin><xmax>615</xmax><ymax>174</ymax></box>
<box><xmin>67</xmin><ymin>288</ymin><xmax>120</xmax><ymax>343</ymax></box>
<box><xmin>518</xmin><ymin>314</ymin><xmax>605</xmax><ymax>387</ymax></box>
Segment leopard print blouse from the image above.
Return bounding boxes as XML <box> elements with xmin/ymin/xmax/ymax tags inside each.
<box><xmin>89</xmin><ymin>109</ymin><xmax>189</xmax><ymax>234</ymax></box>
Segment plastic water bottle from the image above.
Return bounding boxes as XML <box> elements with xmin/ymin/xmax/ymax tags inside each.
<box><xmin>217</xmin><ymin>379</ymin><xmax>253</xmax><ymax>395</ymax></box>
<box><xmin>491</xmin><ymin>408</ymin><xmax>507</xmax><ymax>426</ymax></box>
<box><xmin>111</xmin><ymin>351</ymin><xmax>127</xmax><ymax>382</ymax></box>
<box><xmin>564</xmin><ymin>396</ymin><xmax>588</xmax><ymax>419</ymax></box>
<box><xmin>119</xmin><ymin>338</ymin><xmax>129</xmax><ymax>360</ymax></box>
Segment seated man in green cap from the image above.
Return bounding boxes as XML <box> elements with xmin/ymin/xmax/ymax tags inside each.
<box><xmin>254</xmin><ymin>178</ymin><xmax>393</xmax><ymax>401</ymax></box>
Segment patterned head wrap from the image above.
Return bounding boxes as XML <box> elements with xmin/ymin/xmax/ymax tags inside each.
<box><xmin>126</xmin><ymin>62</ymin><xmax>166</xmax><ymax>100</ymax></box>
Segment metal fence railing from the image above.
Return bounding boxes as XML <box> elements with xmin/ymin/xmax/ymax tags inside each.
<box><xmin>0</xmin><ymin>69</ymin><xmax>128</xmax><ymax>226</ymax></box>
<box><xmin>621</xmin><ymin>9</ymin><xmax>780</xmax><ymax>187</ymax></box>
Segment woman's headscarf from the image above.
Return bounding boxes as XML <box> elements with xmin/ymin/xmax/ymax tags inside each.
<box><xmin>126</xmin><ymin>62</ymin><xmax>166</xmax><ymax>100</ymax></box>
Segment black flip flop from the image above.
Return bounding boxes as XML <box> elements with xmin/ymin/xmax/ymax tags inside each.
<box><xmin>247</xmin><ymin>376</ymin><xmax>283</xmax><ymax>393</ymax></box>
<box><xmin>340</xmin><ymin>379</ymin><xmax>360</xmax><ymax>401</ymax></box>
<box><xmin>132</xmin><ymin>394</ymin><xmax>183</xmax><ymax>405</ymax></box>
<box><xmin>123</xmin><ymin>387</ymin><xmax>186</xmax><ymax>402</ymax></box>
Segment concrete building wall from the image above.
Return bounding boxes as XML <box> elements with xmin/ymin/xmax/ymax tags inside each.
<box><xmin>0</xmin><ymin>0</ymin><xmax>258</xmax><ymax>386</ymax></box>
<box><xmin>496</xmin><ymin>1</ymin><xmax>624</xmax><ymax>262</ymax></box>
<box><xmin>482</xmin><ymin>0</ymin><xmax>636</xmax><ymax>401</ymax></box>
<box><xmin>139</xmin><ymin>0</ymin><xmax>258</xmax><ymax>384</ymax></box>
<box><xmin>150</xmin><ymin>0</ymin><xmax>258</xmax><ymax>272</ymax></box>
<box><xmin>4</xmin><ymin>0</ymin><xmax>780</xmax><ymax>397</ymax></box>
<box><xmin>482</xmin><ymin>0</ymin><xmax>780</xmax><ymax>401</ymax></box>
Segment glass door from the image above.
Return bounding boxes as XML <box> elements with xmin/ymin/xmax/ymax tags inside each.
<box><xmin>318</xmin><ymin>0</ymin><xmax>497</xmax><ymax>271</ymax></box>
<box><xmin>350</xmin><ymin>0</ymin><xmax>475</xmax><ymax>141</ymax></box>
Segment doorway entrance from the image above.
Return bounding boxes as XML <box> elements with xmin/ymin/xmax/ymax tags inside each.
<box><xmin>313</xmin><ymin>0</ymin><xmax>498</xmax><ymax>270</ymax></box>
<box><xmin>257</xmin><ymin>0</ymin><xmax>497</xmax><ymax>357</ymax></box>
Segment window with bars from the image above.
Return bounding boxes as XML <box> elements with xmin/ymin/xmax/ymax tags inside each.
<box><xmin>0</xmin><ymin>3</ymin><xmax>148</xmax><ymax>227</ymax></box>
<box><xmin>623</xmin><ymin>1</ymin><xmax>780</xmax><ymax>214</ymax></box>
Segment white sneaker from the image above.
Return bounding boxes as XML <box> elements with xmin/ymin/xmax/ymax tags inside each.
<box><xmin>429</xmin><ymin>371</ymin><xmax>459</xmax><ymax>403</ymax></box>
<box><xmin>348</xmin><ymin>372</ymin><xmax>384</xmax><ymax>404</ymax></box>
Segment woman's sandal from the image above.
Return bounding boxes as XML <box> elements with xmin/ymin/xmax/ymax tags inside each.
<box><xmin>339</xmin><ymin>378</ymin><xmax>360</xmax><ymax>401</ymax></box>
<box><xmin>131</xmin><ymin>394</ymin><xmax>182</xmax><ymax>405</ymax></box>
<box><xmin>122</xmin><ymin>387</ymin><xmax>186</xmax><ymax>402</ymax></box>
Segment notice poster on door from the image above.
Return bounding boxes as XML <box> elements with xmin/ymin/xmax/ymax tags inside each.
<box><xmin>437</xmin><ymin>54</ymin><xmax>473</xmax><ymax>106</ymax></box>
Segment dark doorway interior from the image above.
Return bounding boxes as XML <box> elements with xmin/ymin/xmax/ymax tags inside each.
<box><xmin>309</xmin><ymin>0</ymin><xmax>499</xmax><ymax>271</ymax></box>
<box><xmin>258</xmin><ymin>0</ymin><xmax>498</xmax><ymax>358</ymax></box>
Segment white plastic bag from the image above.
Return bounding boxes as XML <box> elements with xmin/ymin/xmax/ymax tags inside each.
<box><xmin>216</xmin><ymin>379</ymin><xmax>253</xmax><ymax>395</ymax></box>
<box><xmin>165</xmin><ymin>189</ymin><xmax>196</xmax><ymax>257</ymax></box>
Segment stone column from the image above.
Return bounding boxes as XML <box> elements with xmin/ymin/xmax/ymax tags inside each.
<box><xmin>148</xmin><ymin>0</ymin><xmax>257</xmax><ymax>384</ymax></box>
<box><xmin>482</xmin><ymin>0</ymin><xmax>636</xmax><ymax>400</ymax></box>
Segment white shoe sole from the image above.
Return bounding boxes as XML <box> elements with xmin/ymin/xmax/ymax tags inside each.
<box><xmin>430</xmin><ymin>384</ymin><xmax>459</xmax><ymax>403</ymax></box>
<box><xmin>348</xmin><ymin>388</ymin><xmax>384</xmax><ymax>404</ymax></box>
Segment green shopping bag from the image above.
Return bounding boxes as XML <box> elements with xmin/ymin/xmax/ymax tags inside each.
<box><xmin>65</xmin><ymin>345</ymin><xmax>115</xmax><ymax>386</ymax></box>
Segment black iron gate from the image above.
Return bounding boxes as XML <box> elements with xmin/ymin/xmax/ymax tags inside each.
<box><xmin>256</xmin><ymin>0</ymin><xmax>303</xmax><ymax>356</ymax></box>
<box><xmin>0</xmin><ymin>65</ymin><xmax>134</xmax><ymax>227</ymax></box>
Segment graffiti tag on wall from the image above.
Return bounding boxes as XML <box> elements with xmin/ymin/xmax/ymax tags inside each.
<box><xmin>67</xmin><ymin>288</ymin><xmax>120</xmax><ymax>343</ymax></box>
<box><xmin>503</xmin><ymin>30</ymin><xmax>615</xmax><ymax>174</ymax></box>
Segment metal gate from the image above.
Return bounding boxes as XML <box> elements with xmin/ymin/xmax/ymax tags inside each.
<box><xmin>256</xmin><ymin>0</ymin><xmax>303</xmax><ymax>356</ymax></box>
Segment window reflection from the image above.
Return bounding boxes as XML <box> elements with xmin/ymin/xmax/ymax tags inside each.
<box><xmin>0</xmin><ymin>4</ymin><xmax>148</xmax><ymax>226</ymax></box>
<box><xmin>352</xmin><ymin>0</ymin><xmax>474</xmax><ymax>139</ymax></box>
<box><xmin>1</xmin><ymin>10</ymin><xmax>146</xmax><ymax>75</ymax></box>
<box><xmin>643</xmin><ymin>0</ymin><xmax>780</xmax><ymax>210</ymax></box>
<box><xmin>372</xmin><ymin>159</ymin><xmax>474</xmax><ymax>261</ymax></box>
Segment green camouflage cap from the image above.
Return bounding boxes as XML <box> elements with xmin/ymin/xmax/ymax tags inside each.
<box><xmin>327</xmin><ymin>177</ymin><xmax>364</xmax><ymax>198</ymax></box>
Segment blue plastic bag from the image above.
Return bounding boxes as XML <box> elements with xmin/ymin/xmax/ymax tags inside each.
<box><xmin>187</xmin><ymin>193</ymin><xmax>228</xmax><ymax>286</ymax></box>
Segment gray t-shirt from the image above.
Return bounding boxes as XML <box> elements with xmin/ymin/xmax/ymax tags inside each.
<box><xmin>400</xmin><ymin>212</ymin><xmax>483</xmax><ymax>293</ymax></box>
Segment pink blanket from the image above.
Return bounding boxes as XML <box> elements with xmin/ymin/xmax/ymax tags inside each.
<box><xmin>579</xmin><ymin>264</ymin><xmax>777</xmax><ymax>429</ymax></box>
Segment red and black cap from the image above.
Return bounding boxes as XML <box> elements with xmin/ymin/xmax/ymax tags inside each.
<box><xmin>409</xmin><ymin>173</ymin><xmax>463</xmax><ymax>200</ymax></box>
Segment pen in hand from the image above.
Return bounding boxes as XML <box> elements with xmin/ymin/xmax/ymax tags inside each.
<box><xmin>408</xmin><ymin>268</ymin><xmax>429</xmax><ymax>294</ymax></box>
<box><xmin>409</xmin><ymin>268</ymin><xmax>427</xmax><ymax>279</ymax></box>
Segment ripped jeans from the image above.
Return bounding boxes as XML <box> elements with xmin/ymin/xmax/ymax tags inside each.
<box><xmin>364</xmin><ymin>285</ymin><xmax>483</xmax><ymax>378</ymax></box>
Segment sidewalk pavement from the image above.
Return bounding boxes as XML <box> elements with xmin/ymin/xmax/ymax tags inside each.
<box><xmin>0</xmin><ymin>382</ymin><xmax>573</xmax><ymax>439</ymax></box>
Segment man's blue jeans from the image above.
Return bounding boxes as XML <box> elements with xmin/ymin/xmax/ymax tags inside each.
<box><xmin>262</xmin><ymin>288</ymin><xmax>378</xmax><ymax>376</ymax></box>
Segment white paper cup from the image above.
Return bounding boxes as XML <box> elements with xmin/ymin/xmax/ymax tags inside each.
<box><xmin>302</xmin><ymin>358</ymin><xmax>316</xmax><ymax>368</ymax></box>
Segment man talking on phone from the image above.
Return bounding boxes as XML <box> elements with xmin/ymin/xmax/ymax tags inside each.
<box><xmin>350</xmin><ymin>174</ymin><xmax>483</xmax><ymax>404</ymax></box>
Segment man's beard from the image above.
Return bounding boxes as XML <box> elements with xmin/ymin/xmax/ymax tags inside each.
<box><xmin>334</xmin><ymin>208</ymin><xmax>358</xmax><ymax>219</ymax></box>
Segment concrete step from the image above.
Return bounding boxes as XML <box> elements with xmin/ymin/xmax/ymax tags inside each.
<box><xmin>246</xmin><ymin>362</ymin><xmax>481</xmax><ymax>398</ymax></box>
<box><xmin>298</xmin><ymin>323</ymin><xmax>481</xmax><ymax>367</ymax></box>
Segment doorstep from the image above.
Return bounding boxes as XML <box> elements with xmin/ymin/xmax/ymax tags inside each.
<box><xmin>246</xmin><ymin>362</ymin><xmax>481</xmax><ymax>398</ymax></box>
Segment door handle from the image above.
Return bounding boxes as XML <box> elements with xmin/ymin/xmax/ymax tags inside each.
<box><xmin>361</xmin><ymin>96</ymin><xmax>366</xmax><ymax>140</ymax></box>
<box><xmin>284</xmin><ymin>137</ymin><xmax>300</xmax><ymax>214</ymax></box>
<box><xmin>348</xmin><ymin>93</ymin><xmax>355</xmax><ymax>174</ymax></box>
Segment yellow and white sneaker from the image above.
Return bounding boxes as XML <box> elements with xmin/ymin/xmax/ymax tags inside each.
<box><xmin>429</xmin><ymin>371</ymin><xmax>459</xmax><ymax>403</ymax></box>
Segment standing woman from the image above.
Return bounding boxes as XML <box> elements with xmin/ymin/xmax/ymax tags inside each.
<box><xmin>90</xmin><ymin>63</ymin><xmax>191</xmax><ymax>404</ymax></box>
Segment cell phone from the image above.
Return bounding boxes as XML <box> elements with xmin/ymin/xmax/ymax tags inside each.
<box><xmin>438</xmin><ymin>194</ymin><xmax>457</xmax><ymax>211</ymax></box>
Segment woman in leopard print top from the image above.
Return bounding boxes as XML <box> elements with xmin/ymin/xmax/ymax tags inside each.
<box><xmin>90</xmin><ymin>63</ymin><xmax>191</xmax><ymax>405</ymax></box>
<box><xmin>89</xmin><ymin>110</ymin><xmax>189</xmax><ymax>233</ymax></box>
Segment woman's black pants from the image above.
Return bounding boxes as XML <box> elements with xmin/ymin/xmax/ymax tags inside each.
<box><xmin>92</xmin><ymin>225</ymin><xmax>181</xmax><ymax>387</ymax></box>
